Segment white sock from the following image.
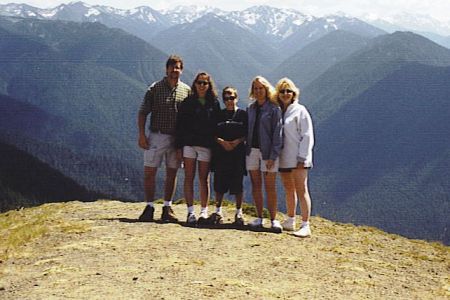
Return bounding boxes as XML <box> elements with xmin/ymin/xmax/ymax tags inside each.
<box><xmin>201</xmin><ymin>207</ymin><xmax>208</xmax><ymax>214</ymax></box>
<box><xmin>302</xmin><ymin>221</ymin><xmax>310</xmax><ymax>227</ymax></box>
<box><xmin>188</xmin><ymin>206</ymin><xmax>195</xmax><ymax>214</ymax></box>
<box><xmin>147</xmin><ymin>202</ymin><xmax>154</xmax><ymax>208</ymax></box>
<box><xmin>215</xmin><ymin>206</ymin><xmax>222</xmax><ymax>214</ymax></box>
<box><xmin>164</xmin><ymin>200</ymin><xmax>172</xmax><ymax>207</ymax></box>
<box><xmin>236</xmin><ymin>208</ymin><xmax>242</xmax><ymax>216</ymax></box>
<box><xmin>288</xmin><ymin>216</ymin><xmax>296</xmax><ymax>223</ymax></box>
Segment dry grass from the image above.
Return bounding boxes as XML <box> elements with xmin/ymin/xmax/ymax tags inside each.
<box><xmin>0</xmin><ymin>203</ymin><xmax>91</xmax><ymax>262</ymax></box>
<box><xmin>0</xmin><ymin>200</ymin><xmax>448</xmax><ymax>299</ymax></box>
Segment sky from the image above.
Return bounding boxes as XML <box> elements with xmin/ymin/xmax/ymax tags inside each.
<box><xmin>1</xmin><ymin>0</ymin><xmax>449</xmax><ymax>22</ymax></box>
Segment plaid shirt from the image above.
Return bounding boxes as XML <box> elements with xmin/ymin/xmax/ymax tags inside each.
<box><xmin>139</xmin><ymin>77</ymin><xmax>191</xmax><ymax>135</ymax></box>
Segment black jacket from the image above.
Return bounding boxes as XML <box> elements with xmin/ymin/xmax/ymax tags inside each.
<box><xmin>175</xmin><ymin>95</ymin><xmax>221</xmax><ymax>149</ymax></box>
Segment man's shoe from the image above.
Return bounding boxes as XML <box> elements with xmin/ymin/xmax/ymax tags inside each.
<box><xmin>271</xmin><ymin>220</ymin><xmax>283</xmax><ymax>234</ymax></box>
<box><xmin>186</xmin><ymin>213</ymin><xmax>197</xmax><ymax>226</ymax></box>
<box><xmin>161</xmin><ymin>206</ymin><xmax>178</xmax><ymax>223</ymax></box>
<box><xmin>209</xmin><ymin>212</ymin><xmax>223</xmax><ymax>225</ymax></box>
<box><xmin>138</xmin><ymin>205</ymin><xmax>154</xmax><ymax>222</ymax></box>
<box><xmin>197</xmin><ymin>211</ymin><xmax>209</xmax><ymax>226</ymax></box>
<box><xmin>248</xmin><ymin>218</ymin><xmax>264</xmax><ymax>228</ymax></box>
<box><xmin>293</xmin><ymin>224</ymin><xmax>311</xmax><ymax>238</ymax></box>
<box><xmin>281</xmin><ymin>219</ymin><xmax>296</xmax><ymax>231</ymax></box>
<box><xmin>233</xmin><ymin>214</ymin><xmax>245</xmax><ymax>227</ymax></box>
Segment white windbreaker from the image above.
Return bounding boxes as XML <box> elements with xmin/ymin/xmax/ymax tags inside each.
<box><xmin>279</xmin><ymin>102</ymin><xmax>314</xmax><ymax>168</ymax></box>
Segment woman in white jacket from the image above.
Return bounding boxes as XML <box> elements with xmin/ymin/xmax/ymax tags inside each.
<box><xmin>275</xmin><ymin>78</ymin><xmax>314</xmax><ymax>237</ymax></box>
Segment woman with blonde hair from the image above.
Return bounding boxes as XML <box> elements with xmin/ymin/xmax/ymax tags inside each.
<box><xmin>275</xmin><ymin>77</ymin><xmax>314</xmax><ymax>237</ymax></box>
<box><xmin>246</xmin><ymin>76</ymin><xmax>283</xmax><ymax>232</ymax></box>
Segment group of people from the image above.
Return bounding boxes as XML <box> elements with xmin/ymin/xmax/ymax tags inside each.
<box><xmin>137</xmin><ymin>55</ymin><xmax>314</xmax><ymax>237</ymax></box>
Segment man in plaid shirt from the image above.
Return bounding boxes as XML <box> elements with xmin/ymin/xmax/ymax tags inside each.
<box><xmin>137</xmin><ymin>55</ymin><xmax>190</xmax><ymax>222</ymax></box>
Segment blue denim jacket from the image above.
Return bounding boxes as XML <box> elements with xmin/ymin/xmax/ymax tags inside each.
<box><xmin>246</xmin><ymin>100</ymin><xmax>283</xmax><ymax>160</ymax></box>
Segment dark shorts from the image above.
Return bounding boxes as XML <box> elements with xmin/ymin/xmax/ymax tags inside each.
<box><xmin>279</xmin><ymin>167</ymin><xmax>311</xmax><ymax>173</ymax></box>
<box><xmin>214</xmin><ymin>169</ymin><xmax>244</xmax><ymax>195</ymax></box>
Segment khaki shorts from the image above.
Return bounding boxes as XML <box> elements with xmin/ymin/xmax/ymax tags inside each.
<box><xmin>144</xmin><ymin>132</ymin><xmax>180</xmax><ymax>169</ymax></box>
<box><xmin>246</xmin><ymin>148</ymin><xmax>279</xmax><ymax>172</ymax></box>
<box><xmin>183</xmin><ymin>146</ymin><xmax>211</xmax><ymax>162</ymax></box>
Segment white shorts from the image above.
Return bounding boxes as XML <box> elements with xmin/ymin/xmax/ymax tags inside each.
<box><xmin>246</xmin><ymin>148</ymin><xmax>279</xmax><ymax>172</ymax></box>
<box><xmin>183</xmin><ymin>146</ymin><xmax>211</xmax><ymax>162</ymax></box>
<box><xmin>144</xmin><ymin>132</ymin><xmax>180</xmax><ymax>169</ymax></box>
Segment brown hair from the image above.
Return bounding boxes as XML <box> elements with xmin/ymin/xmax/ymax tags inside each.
<box><xmin>166</xmin><ymin>54</ymin><xmax>183</xmax><ymax>69</ymax></box>
<box><xmin>191</xmin><ymin>71</ymin><xmax>218</xmax><ymax>100</ymax></box>
<box><xmin>222</xmin><ymin>86</ymin><xmax>238</xmax><ymax>100</ymax></box>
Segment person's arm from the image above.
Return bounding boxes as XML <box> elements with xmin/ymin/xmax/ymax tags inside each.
<box><xmin>137</xmin><ymin>88</ymin><xmax>154</xmax><ymax>150</ymax></box>
<box><xmin>269</xmin><ymin>106</ymin><xmax>283</xmax><ymax>161</ymax></box>
<box><xmin>297</xmin><ymin>106</ymin><xmax>314</xmax><ymax>168</ymax></box>
<box><xmin>174</xmin><ymin>97</ymin><xmax>189</xmax><ymax>150</ymax></box>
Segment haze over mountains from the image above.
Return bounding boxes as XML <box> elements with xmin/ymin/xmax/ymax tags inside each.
<box><xmin>0</xmin><ymin>2</ymin><xmax>449</xmax><ymax>244</ymax></box>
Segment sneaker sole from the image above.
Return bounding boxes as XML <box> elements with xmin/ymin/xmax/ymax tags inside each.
<box><xmin>293</xmin><ymin>232</ymin><xmax>311</xmax><ymax>238</ymax></box>
<box><xmin>271</xmin><ymin>227</ymin><xmax>283</xmax><ymax>234</ymax></box>
<box><xmin>161</xmin><ymin>218</ymin><xmax>179</xmax><ymax>223</ymax></box>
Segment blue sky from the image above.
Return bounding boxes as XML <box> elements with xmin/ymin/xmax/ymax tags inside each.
<box><xmin>1</xmin><ymin>0</ymin><xmax>449</xmax><ymax>22</ymax></box>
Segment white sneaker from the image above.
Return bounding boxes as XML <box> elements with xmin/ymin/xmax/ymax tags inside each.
<box><xmin>271</xmin><ymin>220</ymin><xmax>283</xmax><ymax>233</ymax></box>
<box><xmin>281</xmin><ymin>219</ymin><xmax>296</xmax><ymax>231</ymax></box>
<box><xmin>248</xmin><ymin>218</ymin><xmax>264</xmax><ymax>228</ymax></box>
<box><xmin>199</xmin><ymin>210</ymin><xmax>208</xmax><ymax>219</ymax></box>
<box><xmin>293</xmin><ymin>224</ymin><xmax>311</xmax><ymax>238</ymax></box>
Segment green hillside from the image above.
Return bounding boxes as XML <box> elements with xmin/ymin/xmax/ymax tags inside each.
<box><xmin>302</xmin><ymin>31</ymin><xmax>450</xmax><ymax>124</ymax></box>
<box><xmin>311</xmin><ymin>63</ymin><xmax>450</xmax><ymax>244</ymax></box>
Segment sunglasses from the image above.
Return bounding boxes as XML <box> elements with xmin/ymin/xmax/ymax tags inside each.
<box><xmin>223</xmin><ymin>96</ymin><xmax>236</xmax><ymax>101</ymax></box>
<box><xmin>196</xmin><ymin>80</ymin><xmax>209</xmax><ymax>86</ymax></box>
<box><xmin>280</xmin><ymin>89</ymin><xmax>294</xmax><ymax>94</ymax></box>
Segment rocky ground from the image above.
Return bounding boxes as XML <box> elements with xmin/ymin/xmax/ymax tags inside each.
<box><xmin>0</xmin><ymin>200</ymin><xmax>449</xmax><ymax>299</ymax></box>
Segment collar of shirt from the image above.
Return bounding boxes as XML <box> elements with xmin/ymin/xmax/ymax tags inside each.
<box><xmin>163</xmin><ymin>77</ymin><xmax>179</xmax><ymax>90</ymax></box>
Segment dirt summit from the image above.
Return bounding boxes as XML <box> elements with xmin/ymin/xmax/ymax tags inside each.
<box><xmin>0</xmin><ymin>200</ymin><xmax>449</xmax><ymax>299</ymax></box>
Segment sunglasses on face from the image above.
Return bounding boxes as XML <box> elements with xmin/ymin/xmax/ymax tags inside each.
<box><xmin>223</xmin><ymin>96</ymin><xmax>236</xmax><ymax>101</ymax></box>
<box><xmin>280</xmin><ymin>89</ymin><xmax>294</xmax><ymax>94</ymax></box>
<box><xmin>196</xmin><ymin>80</ymin><xmax>209</xmax><ymax>86</ymax></box>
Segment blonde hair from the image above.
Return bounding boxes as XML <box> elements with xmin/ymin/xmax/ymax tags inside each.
<box><xmin>274</xmin><ymin>77</ymin><xmax>300</xmax><ymax>105</ymax></box>
<box><xmin>249</xmin><ymin>76</ymin><xmax>277</xmax><ymax>105</ymax></box>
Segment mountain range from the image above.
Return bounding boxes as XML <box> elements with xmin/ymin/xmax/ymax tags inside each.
<box><xmin>0</xmin><ymin>4</ymin><xmax>449</xmax><ymax>244</ymax></box>
<box><xmin>1</xmin><ymin>2</ymin><xmax>449</xmax><ymax>49</ymax></box>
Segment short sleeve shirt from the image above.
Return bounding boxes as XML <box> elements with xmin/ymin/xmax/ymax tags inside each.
<box><xmin>139</xmin><ymin>77</ymin><xmax>190</xmax><ymax>135</ymax></box>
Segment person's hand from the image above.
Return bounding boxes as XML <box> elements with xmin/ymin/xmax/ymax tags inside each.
<box><xmin>223</xmin><ymin>141</ymin><xmax>234</xmax><ymax>151</ymax></box>
<box><xmin>139</xmin><ymin>134</ymin><xmax>149</xmax><ymax>150</ymax></box>
<box><xmin>218</xmin><ymin>138</ymin><xmax>233</xmax><ymax>151</ymax></box>
<box><xmin>229</xmin><ymin>139</ymin><xmax>240</xmax><ymax>148</ymax></box>
<box><xmin>266</xmin><ymin>159</ymin><xmax>274</xmax><ymax>171</ymax></box>
<box><xmin>176</xmin><ymin>149</ymin><xmax>183</xmax><ymax>162</ymax></box>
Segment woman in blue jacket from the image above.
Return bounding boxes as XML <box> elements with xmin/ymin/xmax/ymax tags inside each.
<box><xmin>246</xmin><ymin>76</ymin><xmax>283</xmax><ymax>232</ymax></box>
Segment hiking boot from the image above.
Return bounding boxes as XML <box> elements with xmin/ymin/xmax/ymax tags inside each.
<box><xmin>186</xmin><ymin>213</ymin><xmax>197</xmax><ymax>226</ymax></box>
<box><xmin>281</xmin><ymin>218</ymin><xmax>296</xmax><ymax>231</ymax></box>
<box><xmin>293</xmin><ymin>224</ymin><xmax>311</xmax><ymax>238</ymax></box>
<box><xmin>248</xmin><ymin>218</ymin><xmax>264</xmax><ymax>228</ymax></box>
<box><xmin>197</xmin><ymin>211</ymin><xmax>209</xmax><ymax>226</ymax></box>
<box><xmin>271</xmin><ymin>220</ymin><xmax>283</xmax><ymax>234</ymax></box>
<box><xmin>161</xmin><ymin>206</ymin><xmax>178</xmax><ymax>223</ymax></box>
<box><xmin>138</xmin><ymin>205</ymin><xmax>154</xmax><ymax>222</ymax></box>
<box><xmin>233</xmin><ymin>214</ymin><xmax>244</xmax><ymax>227</ymax></box>
<box><xmin>209</xmin><ymin>212</ymin><xmax>224</xmax><ymax>225</ymax></box>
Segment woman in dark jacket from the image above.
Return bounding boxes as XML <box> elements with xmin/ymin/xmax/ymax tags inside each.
<box><xmin>175</xmin><ymin>72</ymin><xmax>220</xmax><ymax>225</ymax></box>
<box><xmin>209</xmin><ymin>86</ymin><xmax>248</xmax><ymax>226</ymax></box>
